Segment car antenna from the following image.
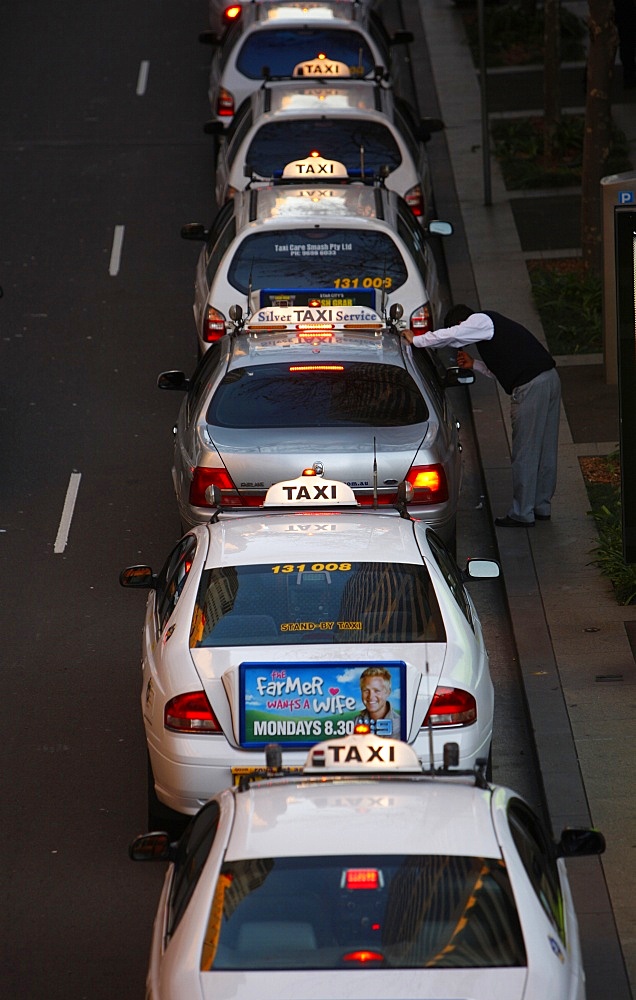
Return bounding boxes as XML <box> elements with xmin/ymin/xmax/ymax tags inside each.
<box><xmin>247</xmin><ymin>257</ymin><xmax>254</xmax><ymax>317</ymax></box>
<box><xmin>359</xmin><ymin>142</ymin><xmax>365</xmax><ymax>182</ymax></box>
<box><xmin>372</xmin><ymin>436</ymin><xmax>378</xmax><ymax>508</ymax></box>
<box><xmin>380</xmin><ymin>257</ymin><xmax>388</xmax><ymax>319</ymax></box>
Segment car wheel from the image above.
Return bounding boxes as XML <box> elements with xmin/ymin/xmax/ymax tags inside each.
<box><xmin>147</xmin><ymin>754</ymin><xmax>190</xmax><ymax>840</ymax></box>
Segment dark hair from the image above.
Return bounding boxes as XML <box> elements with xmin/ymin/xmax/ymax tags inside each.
<box><xmin>444</xmin><ymin>304</ymin><xmax>474</xmax><ymax>327</ymax></box>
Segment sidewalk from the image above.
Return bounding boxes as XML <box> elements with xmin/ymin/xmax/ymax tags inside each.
<box><xmin>415</xmin><ymin>2</ymin><xmax>636</xmax><ymax>997</ymax></box>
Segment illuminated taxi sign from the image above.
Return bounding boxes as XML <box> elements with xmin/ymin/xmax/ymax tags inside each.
<box><xmin>282</xmin><ymin>152</ymin><xmax>349</xmax><ymax>180</ymax></box>
<box><xmin>293</xmin><ymin>54</ymin><xmax>351</xmax><ymax>77</ymax></box>
<box><xmin>304</xmin><ymin>735</ymin><xmax>422</xmax><ymax>773</ymax></box>
<box><xmin>248</xmin><ymin>304</ymin><xmax>383</xmax><ymax>328</ymax></box>
<box><xmin>263</xmin><ymin>474</ymin><xmax>357</xmax><ymax>507</ymax></box>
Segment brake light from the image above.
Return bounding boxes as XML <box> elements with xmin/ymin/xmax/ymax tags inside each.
<box><xmin>165</xmin><ymin>692</ymin><xmax>222</xmax><ymax>733</ymax></box>
<box><xmin>342</xmin><ymin>950</ymin><xmax>385</xmax><ymax>964</ymax></box>
<box><xmin>423</xmin><ymin>687</ymin><xmax>477</xmax><ymax>727</ymax></box>
<box><xmin>189</xmin><ymin>466</ymin><xmax>239</xmax><ymax>506</ymax></box>
<box><xmin>345</xmin><ymin>869</ymin><xmax>380</xmax><ymax>890</ymax></box>
<box><xmin>217</xmin><ymin>87</ymin><xmax>235</xmax><ymax>117</ymax></box>
<box><xmin>405</xmin><ymin>464</ymin><xmax>448</xmax><ymax>504</ymax></box>
<box><xmin>205</xmin><ymin>306</ymin><xmax>227</xmax><ymax>343</ymax></box>
<box><xmin>410</xmin><ymin>304</ymin><xmax>433</xmax><ymax>333</ymax></box>
<box><xmin>404</xmin><ymin>183</ymin><xmax>424</xmax><ymax>217</ymax></box>
<box><xmin>224</xmin><ymin>4</ymin><xmax>242</xmax><ymax>22</ymax></box>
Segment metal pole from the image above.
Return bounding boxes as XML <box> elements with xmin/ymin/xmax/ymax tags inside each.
<box><xmin>477</xmin><ymin>0</ymin><xmax>492</xmax><ymax>206</ymax></box>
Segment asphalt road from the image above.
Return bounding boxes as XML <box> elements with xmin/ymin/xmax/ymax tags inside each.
<box><xmin>0</xmin><ymin>1</ymin><xmax>540</xmax><ymax>996</ymax></box>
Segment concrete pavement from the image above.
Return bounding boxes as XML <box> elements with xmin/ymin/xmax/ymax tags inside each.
<box><xmin>413</xmin><ymin>2</ymin><xmax>636</xmax><ymax>996</ymax></box>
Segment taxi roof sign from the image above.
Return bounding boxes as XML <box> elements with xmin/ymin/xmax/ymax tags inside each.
<box><xmin>304</xmin><ymin>735</ymin><xmax>422</xmax><ymax>773</ymax></box>
<box><xmin>247</xmin><ymin>304</ymin><xmax>384</xmax><ymax>330</ymax></box>
<box><xmin>263</xmin><ymin>473</ymin><xmax>357</xmax><ymax>507</ymax></box>
<box><xmin>282</xmin><ymin>152</ymin><xmax>349</xmax><ymax>180</ymax></box>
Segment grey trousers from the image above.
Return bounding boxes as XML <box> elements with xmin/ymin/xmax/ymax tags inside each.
<box><xmin>508</xmin><ymin>367</ymin><xmax>561</xmax><ymax>523</ymax></box>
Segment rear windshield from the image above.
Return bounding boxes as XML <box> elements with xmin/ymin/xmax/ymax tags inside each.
<box><xmin>226</xmin><ymin>228</ymin><xmax>409</xmax><ymax>293</ymax></box>
<box><xmin>206</xmin><ymin>361</ymin><xmax>429</xmax><ymax>428</ymax></box>
<box><xmin>200</xmin><ymin>854</ymin><xmax>527</xmax><ymax>970</ymax></box>
<box><xmin>190</xmin><ymin>562</ymin><xmax>446</xmax><ymax>647</ymax></box>
<box><xmin>236</xmin><ymin>28</ymin><xmax>376</xmax><ymax>79</ymax></box>
<box><xmin>244</xmin><ymin>119</ymin><xmax>402</xmax><ymax>177</ymax></box>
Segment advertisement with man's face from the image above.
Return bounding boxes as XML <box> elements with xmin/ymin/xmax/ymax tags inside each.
<box><xmin>239</xmin><ymin>661</ymin><xmax>405</xmax><ymax>747</ymax></box>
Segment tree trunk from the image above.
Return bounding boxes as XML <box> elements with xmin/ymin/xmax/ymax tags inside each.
<box><xmin>544</xmin><ymin>0</ymin><xmax>562</xmax><ymax>160</ymax></box>
<box><xmin>581</xmin><ymin>0</ymin><xmax>618</xmax><ymax>271</ymax></box>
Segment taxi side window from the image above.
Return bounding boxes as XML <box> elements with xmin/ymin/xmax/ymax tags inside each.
<box><xmin>226</xmin><ymin>103</ymin><xmax>254</xmax><ymax>163</ymax></box>
<box><xmin>507</xmin><ymin>799</ymin><xmax>565</xmax><ymax>940</ymax></box>
<box><xmin>397</xmin><ymin>209</ymin><xmax>430</xmax><ymax>281</ymax></box>
<box><xmin>393</xmin><ymin>102</ymin><xmax>421</xmax><ymax>162</ymax></box>
<box><xmin>205</xmin><ymin>202</ymin><xmax>236</xmax><ymax>270</ymax></box>
<box><xmin>367</xmin><ymin>10</ymin><xmax>393</xmax><ymax>69</ymax></box>
<box><xmin>426</xmin><ymin>529</ymin><xmax>474</xmax><ymax>627</ymax></box>
<box><xmin>410</xmin><ymin>344</ymin><xmax>445</xmax><ymax>415</ymax></box>
<box><xmin>168</xmin><ymin>800</ymin><xmax>221</xmax><ymax>938</ymax></box>
<box><xmin>186</xmin><ymin>339</ymin><xmax>228</xmax><ymax>424</ymax></box>
<box><xmin>155</xmin><ymin>535</ymin><xmax>198</xmax><ymax>633</ymax></box>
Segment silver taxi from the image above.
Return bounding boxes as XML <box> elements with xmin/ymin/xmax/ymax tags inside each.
<box><xmin>157</xmin><ymin>304</ymin><xmax>472</xmax><ymax>546</ymax></box>
<box><xmin>210</xmin><ymin>78</ymin><xmax>443</xmax><ymax>221</ymax></box>
<box><xmin>180</xmin><ymin>183</ymin><xmax>453</xmax><ymax>356</ymax></box>
<box><xmin>200</xmin><ymin>0</ymin><xmax>413</xmax><ymax>126</ymax></box>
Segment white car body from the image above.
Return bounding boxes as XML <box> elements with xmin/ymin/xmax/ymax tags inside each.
<box><xmin>131</xmin><ymin>734</ymin><xmax>603</xmax><ymax>1000</ymax></box>
<box><xmin>202</xmin><ymin>0</ymin><xmax>412</xmax><ymax>127</ymax></box>
<box><xmin>213</xmin><ymin>79</ymin><xmax>438</xmax><ymax>221</ymax></box>
<box><xmin>121</xmin><ymin>477</ymin><xmax>497</xmax><ymax>819</ymax></box>
<box><xmin>182</xmin><ymin>183</ymin><xmax>452</xmax><ymax>356</ymax></box>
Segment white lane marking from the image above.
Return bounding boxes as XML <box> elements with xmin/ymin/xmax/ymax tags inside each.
<box><xmin>109</xmin><ymin>225</ymin><xmax>125</xmax><ymax>276</ymax></box>
<box><xmin>54</xmin><ymin>472</ymin><xmax>82</xmax><ymax>553</ymax></box>
<box><xmin>136</xmin><ymin>60</ymin><xmax>150</xmax><ymax>96</ymax></box>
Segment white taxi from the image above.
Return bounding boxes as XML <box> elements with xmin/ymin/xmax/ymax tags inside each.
<box><xmin>180</xmin><ymin>183</ymin><xmax>452</xmax><ymax>356</ymax></box>
<box><xmin>200</xmin><ymin>0</ymin><xmax>413</xmax><ymax>126</ymax></box>
<box><xmin>120</xmin><ymin>472</ymin><xmax>498</xmax><ymax>830</ymax></box>
<box><xmin>130</xmin><ymin>733</ymin><xmax>606</xmax><ymax>1000</ymax></box>
<box><xmin>210</xmin><ymin>78</ymin><xmax>443</xmax><ymax>221</ymax></box>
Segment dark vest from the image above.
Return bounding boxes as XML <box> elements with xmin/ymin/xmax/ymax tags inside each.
<box><xmin>476</xmin><ymin>311</ymin><xmax>556</xmax><ymax>395</ymax></box>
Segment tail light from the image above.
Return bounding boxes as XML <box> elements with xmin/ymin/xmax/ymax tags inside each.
<box><xmin>410</xmin><ymin>303</ymin><xmax>433</xmax><ymax>334</ymax></box>
<box><xmin>404</xmin><ymin>183</ymin><xmax>424</xmax><ymax>218</ymax></box>
<box><xmin>223</xmin><ymin>4</ymin><xmax>242</xmax><ymax>23</ymax></box>
<box><xmin>217</xmin><ymin>87</ymin><xmax>235</xmax><ymax>117</ymax></box>
<box><xmin>190</xmin><ymin>466</ymin><xmax>241</xmax><ymax>507</ymax></box>
<box><xmin>165</xmin><ymin>691</ymin><xmax>222</xmax><ymax>733</ymax></box>
<box><xmin>205</xmin><ymin>306</ymin><xmax>227</xmax><ymax>343</ymax></box>
<box><xmin>405</xmin><ymin>464</ymin><xmax>448</xmax><ymax>504</ymax></box>
<box><xmin>423</xmin><ymin>687</ymin><xmax>477</xmax><ymax>727</ymax></box>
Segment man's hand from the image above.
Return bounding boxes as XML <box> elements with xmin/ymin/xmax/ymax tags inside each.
<box><xmin>456</xmin><ymin>349</ymin><xmax>474</xmax><ymax>369</ymax></box>
<box><xmin>401</xmin><ymin>329</ymin><xmax>415</xmax><ymax>344</ymax></box>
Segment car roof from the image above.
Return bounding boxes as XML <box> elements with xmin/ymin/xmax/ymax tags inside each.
<box><xmin>201</xmin><ymin>509</ymin><xmax>430</xmax><ymax>568</ymax></box>
<box><xmin>249</xmin><ymin>78</ymin><xmax>391</xmax><ymax>117</ymax></box>
<box><xmin>234</xmin><ymin>183</ymin><xmax>394</xmax><ymax>227</ymax></box>
<box><xmin>225</xmin><ymin>774</ymin><xmax>501</xmax><ymax>860</ymax></box>
<box><xmin>241</xmin><ymin>0</ymin><xmax>366</xmax><ymax>28</ymax></box>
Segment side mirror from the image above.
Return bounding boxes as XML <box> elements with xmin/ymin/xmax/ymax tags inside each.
<box><xmin>556</xmin><ymin>827</ymin><xmax>606</xmax><ymax>858</ymax></box>
<box><xmin>129</xmin><ymin>832</ymin><xmax>174</xmax><ymax>861</ymax></box>
<box><xmin>462</xmin><ymin>558</ymin><xmax>500</xmax><ymax>581</ymax></box>
<box><xmin>390</xmin><ymin>31</ymin><xmax>414</xmax><ymax>45</ymax></box>
<box><xmin>427</xmin><ymin>220</ymin><xmax>454</xmax><ymax>238</ymax></box>
<box><xmin>181</xmin><ymin>222</ymin><xmax>208</xmax><ymax>241</ymax></box>
<box><xmin>199</xmin><ymin>30</ymin><xmax>221</xmax><ymax>46</ymax></box>
<box><xmin>443</xmin><ymin>365</ymin><xmax>475</xmax><ymax>388</ymax></box>
<box><xmin>119</xmin><ymin>565</ymin><xmax>156</xmax><ymax>589</ymax></box>
<box><xmin>157</xmin><ymin>371</ymin><xmax>190</xmax><ymax>391</ymax></box>
<box><xmin>203</xmin><ymin>120</ymin><xmax>225</xmax><ymax>136</ymax></box>
<box><xmin>417</xmin><ymin>118</ymin><xmax>444</xmax><ymax>143</ymax></box>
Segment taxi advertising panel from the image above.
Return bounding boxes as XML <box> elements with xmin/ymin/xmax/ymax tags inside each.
<box><xmin>239</xmin><ymin>661</ymin><xmax>406</xmax><ymax>747</ymax></box>
<box><xmin>259</xmin><ymin>287</ymin><xmax>376</xmax><ymax>308</ymax></box>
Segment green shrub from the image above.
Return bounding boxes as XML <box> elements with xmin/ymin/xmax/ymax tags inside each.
<box><xmin>460</xmin><ymin>2</ymin><xmax>586</xmax><ymax>67</ymax></box>
<box><xmin>528</xmin><ymin>264</ymin><xmax>602</xmax><ymax>355</ymax></box>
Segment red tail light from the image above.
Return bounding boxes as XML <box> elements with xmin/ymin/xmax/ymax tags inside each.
<box><xmin>217</xmin><ymin>88</ymin><xmax>235</xmax><ymax>117</ymax></box>
<box><xmin>224</xmin><ymin>4</ymin><xmax>242</xmax><ymax>22</ymax></box>
<box><xmin>410</xmin><ymin>304</ymin><xmax>433</xmax><ymax>334</ymax></box>
<box><xmin>165</xmin><ymin>691</ymin><xmax>222</xmax><ymax>733</ymax></box>
<box><xmin>405</xmin><ymin>464</ymin><xmax>448</xmax><ymax>504</ymax></box>
<box><xmin>345</xmin><ymin>869</ymin><xmax>380</xmax><ymax>890</ymax></box>
<box><xmin>342</xmin><ymin>950</ymin><xmax>385</xmax><ymax>964</ymax></box>
<box><xmin>204</xmin><ymin>306</ymin><xmax>227</xmax><ymax>343</ymax></box>
<box><xmin>404</xmin><ymin>183</ymin><xmax>424</xmax><ymax>217</ymax></box>
<box><xmin>423</xmin><ymin>687</ymin><xmax>477</xmax><ymax>727</ymax></box>
<box><xmin>189</xmin><ymin>466</ymin><xmax>240</xmax><ymax>506</ymax></box>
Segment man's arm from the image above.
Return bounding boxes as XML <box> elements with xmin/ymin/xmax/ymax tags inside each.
<box><xmin>401</xmin><ymin>312</ymin><xmax>494</xmax><ymax>349</ymax></box>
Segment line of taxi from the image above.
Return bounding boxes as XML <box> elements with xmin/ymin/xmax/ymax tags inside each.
<box><xmin>121</xmin><ymin>4</ymin><xmax>607</xmax><ymax>997</ymax></box>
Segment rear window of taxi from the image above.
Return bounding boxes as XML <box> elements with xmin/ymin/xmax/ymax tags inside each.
<box><xmin>241</xmin><ymin>119</ymin><xmax>402</xmax><ymax>176</ymax></box>
<box><xmin>206</xmin><ymin>361</ymin><xmax>429</xmax><ymax>428</ymax></box>
<box><xmin>189</xmin><ymin>562</ymin><xmax>445</xmax><ymax>647</ymax></box>
<box><xmin>200</xmin><ymin>853</ymin><xmax>527</xmax><ymax>970</ymax></box>
<box><xmin>235</xmin><ymin>28</ymin><xmax>376</xmax><ymax>79</ymax></box>
<box><xmin>226</xmin><ymin>228</ymin><xmax>409</xmax><ymax>293</ymax></box>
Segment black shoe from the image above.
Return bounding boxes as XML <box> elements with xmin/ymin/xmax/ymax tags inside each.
<box><xmin>534</xmin><ymin>512</ymin><xmax>551</xmax><ymax>521</ymax></box>
<box><xmin>494</xmin><ymin>515</ymin><xmax>535</xmax><ymax>528</ymax></box>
